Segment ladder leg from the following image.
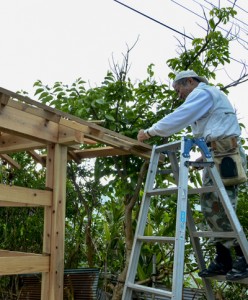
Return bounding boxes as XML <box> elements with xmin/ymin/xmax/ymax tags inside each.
<box><xmin>186</xmin><ymin>205</ymin><xmax>215</xmax><ymax>300</ymax></box>
<box><xmin>169</xmin><ymin>141</ymin><xmax>215</xmax><ymax>299</ymax></box>
<box><xmin>171</xmin><ymin>141</ymin><xmax>190</xmax><ymax>299</ymax></box>
<box><xmin>208</xmin><ymin>163</ymin><xmax>248</xmax><ymax>262</ymax></box>
<box><xmin>122</xmin><ymin>146</ymin><xmax>161</xmax><ymax>300</ymax></box>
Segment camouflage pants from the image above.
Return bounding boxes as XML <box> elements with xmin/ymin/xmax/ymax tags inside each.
<box><xmin>200</xmin><ymin>143</ymin><xmax>247</xmax><ymax>248</ymax></box>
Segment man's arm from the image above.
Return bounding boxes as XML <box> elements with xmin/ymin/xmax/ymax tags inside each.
<box><xmin>138</xmin><ymin>88</ymin><xmax>213</xmax><ymax>141</ymax></box>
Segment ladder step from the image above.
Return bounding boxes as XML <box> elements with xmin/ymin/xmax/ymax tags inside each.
<box><xmin>193</xmin><ymin>231</ymin><xmax>236</xmax><ymax>238</ymax></box>
<box><xmin>155</xmin><ymin>141</ymin><xmax>181</xmax><ymax>152</ymax></box>
<box><xmin>147</xmin><ymin>186</ymin><xmax>216</xmax><ymax>196</ymax></box>
<box><xmin>137</xmin><ymin>235</ymin><xmax>175</xmax><ymax>243</ymax></box>
<box><xmin>126</xmin><ymin>283</ymin><xmax>172</xmax><ymax>297</ymax></box>
<box><xmin>147</xmin><ymin>187</ymin><xmax>178</xmax><ymax>195</ymax></box>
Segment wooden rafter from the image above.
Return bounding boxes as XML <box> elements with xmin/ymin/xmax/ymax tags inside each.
<box><xmin>0</xmin><ymin>87</ymin><xmax>152</xmax><ymax>161</ymax></box>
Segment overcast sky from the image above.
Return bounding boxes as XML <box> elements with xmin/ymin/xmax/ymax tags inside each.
<box><xmin>1</xmin><ymin>0</ymin><xmax>248</xmax><ymax>136</ymax></box>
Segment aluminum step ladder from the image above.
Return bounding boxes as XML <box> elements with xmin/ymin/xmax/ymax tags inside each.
<box><xmin>122</xmin><ymin>137</ymin><xmax>248</xmax><ymax>300</ymax></box>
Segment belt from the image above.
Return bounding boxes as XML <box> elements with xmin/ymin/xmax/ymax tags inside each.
<box><xmin>206</xmin><ymin>136</ymin><xmax>238</xmax><ymax>150</ymax></box>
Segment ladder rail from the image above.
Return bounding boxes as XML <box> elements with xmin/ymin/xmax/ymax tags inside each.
<box><xmin>168</xmin><ymin>149</ymin><xmax>215</xmax><ymax>299</ymax></box>
<box><xmin>171</xmin><ymin>139</ymin><xmax>189</xmax><ymax>299</ymax></box>
<box><xmin>186</xmin><ymin>203</ymin><xmax>215</xmax><ymax>299</ymax></box>
<box><xmin>206</xmin><ymin>158</ymin><xmax>248</xmax><ymax>262</ymax></box>
<box><xmin>122</xmin><ymin>145</ymin><xmax>161</xmax><ymax>299</ymax></box>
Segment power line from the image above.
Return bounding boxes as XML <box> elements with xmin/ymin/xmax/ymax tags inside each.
<box><xmin>172</xmin><ymin>0</ymin><xmax>248</xmax><ymax>46</ymax></box>
<box><xmin>113</xmin><ymin>0</ymin><xmax>193</xmax><ymax>40</ymax></box>
<box><xmin>171</xmin><ymin>0</ymin><xmax>248</xmax><ymax>66</ymax></box>
<box><xmin>114</xmin><ymin>0</ymin><xmax>248</xmax><ymax>67</ymax></box>
<box><xmin>227</xmin><ymin>0</ymin><xmax>248</xmax><ymax>14</ymax></box>
<box><xmin>203</xmin><ymin>0</ymin><xmax>248</xmax><ymax>30</ymax></box>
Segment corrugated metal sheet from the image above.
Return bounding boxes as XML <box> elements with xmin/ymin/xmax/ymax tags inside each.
<box><xmin>64</xmin><ymin>268</ymin><xmax>100</xmax><ymax>300</ymax></box>
<box><xmin>18</xmin><ymin>268</ymin><xmax>100</xmax><ymax>300</ymax></box>
<box><xmin>133</xmin><ymin>286</ymin><xmax>205</xmax><ymax>300</ymax></box>
<box><xmin>19</xmin><ymin>274</ymin><xmax>41</xmax><ymax>300</ymax></box>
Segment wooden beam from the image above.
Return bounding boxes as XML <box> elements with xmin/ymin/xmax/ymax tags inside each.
<box><xmin>0</xmin><ymin>112</ymin><xmax>77</xmax><ymax>148</ymax></box>
<box><xmin>58</xmin><ymin>124</ymin><xmax>84</xmax><ymax>145</ymax></box>
<box><xmin>0</xmin><ymin>88</ymin><xmax>153</xmax><ymax>162</ymax></box>
<box><xmin>0</xmin><ymin>250</ymin><xmax>49</xmax><ymax>275</ymax></box>
<box><xmin>28</xmin><ymin>150</ymin><xmax>46</xmax><ymax>166</ymax></box>
<box><xmin>0</xmin><ymin>154</ymin><xmax>21</xmax><ymax>169</ymax></box>
<box><xmin>49</xmin><ymin>144</ymin><xmax>67</xmax><ymax>299</ymax></box>
<box><xmin>7</xmin><ymin>98</ymin><xmax>61</xmax><ymax>123</ymax></box>
<box><xmin>0</xmin><ymin>133</ymin><xmax>45</xmax><ymax>154</ymax></box>
<box><xmin>59</xmin><ymin>118</ymin><xmax>152</xmax><ymax>158</ymax></box>
<box><xmin>0</xmin><ymin>105</ymin><xmax>58</xmax><ymax>143</ymax></box>
<box><xmin>0</xmin><ymin>184</ymin><xmax>52</xmax><ymax>206</ymax></box>
<box><xmin>42</xmin><ymin>144</ymin><xmax>67</xmax><ymax>300</ymax></box>
<box><xmin>42</xmin><ymin>145</ymin><xmax>54</xmax><ymax>300</ymax></box>
<box><xmin>0</xmin><ymin>93</ymin><xmax>10</xmax><ymax>108</ymax></box>
<box><xmin>0</xmin><ymin>87</ymin><xmax>149</xmax><ymax>145</ymax></box>
<box><xmin>0</xmin><ymin>201</ymin><xmax>42</xmax><ymax>207</ymax></box>
<box><xmin>0</xmin><ymin>87</ymin><xmax>153</xmax><ymax>158</ymax></box>
<box><xmin>73</xmin><ymin>147</ymin><xmax>129</xmax><ymax>159</ymax></box>
<box><xmin>68</xmin><ymin>150</ymin><xmax>81</xmax><ymax>163</ymax></box>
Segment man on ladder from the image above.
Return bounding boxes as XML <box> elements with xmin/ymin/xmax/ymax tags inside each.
<box><xmin>137</xmin><ymin>70</ymin><xmax>248</xmax><ymax>280</ymax></box>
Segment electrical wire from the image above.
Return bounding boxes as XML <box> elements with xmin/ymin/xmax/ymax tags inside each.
<box><xmin>227</xmin><ymin>0</ymin><xmax>248</xmax><ymax>14</ymax></box>
<box><xmin>173</xmin><ymin>0</ymin><xmax>248</xmax><ymax>45</ymax></box>
<box><xmin>113</xmin><ymin>0</ymin><xmax>193</xmax><ymax>40</ymax></box>
<box><xmin>203</xmin><ymin>0</ymin><xmax>248</xmax><ymax>29</ymax></box>
<box><xmin>171</xmin><ymin>0</ymin><xmax>248</xmax><ymax>66</ymax></box>
<box><xmin>113</xmin><ymin>0</ymin><xmax>248</xmax><ymax>66</ymax></box>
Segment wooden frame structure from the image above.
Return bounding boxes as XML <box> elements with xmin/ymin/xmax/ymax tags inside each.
<box><xmin>0</xmin><ymin>87</ymin><xmax>152</xmax><ymax>299</ymax></box>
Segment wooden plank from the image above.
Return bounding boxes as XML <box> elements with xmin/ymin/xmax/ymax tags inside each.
<box><xmin>0</xmin><ymin>87</ymin><xmax>148</xmax><ymax>146</ymax></box>
<box><xmin>0</xmin><ymin>87</ymin><xmax>153</xmax><ymax>160</ymax></box>
<box><xmin>28</xmin><ymin>150</ymin><xmax>46</xmax><ymax>166</ymax></box>
<box><xmin>74</xmin><ymin>147</ymin><xmax>129</xmax><ymax>159</ymax></box>
<box><xmin>49</xmin><ymin>144</ymin><xmax>67</xmax><ymax>300</ymax></box>
<box><xmin>0</xmin><ymin>130</ymin><xmax>93</xmax><ymax>155</ymax></box>
<box><xmin>0</xmin><ymin>105</ymin><xmax>58</xmax><ymax>143</ymax></box>
<box><xmin>0</xmin><ymin>133</ymin><xmax>45</xmax><ymax>154</ymax></box>
<box><xmin>42</xmin><ymin>144</ymin><xmax>67</xmax><ymax>300</ymax></box>
<box><xmin>59</xmin><ymin>118</ymin><xmax>152</xmax><ymax>155</ymax></box>
<box><xmin>0</xmin><ymin>250</ymin><xmax>49</xmax><ymax>275</ymax></box>
<box><xmin>0</xmin><ymin>201</ymin><xmax>41</xmax><ymax>207</ymax></box>
<box><xmin>41</xmin><ymin>145</ymin><xmax>54</xmax><ymax>300</ymax></box>
<box><xmin>68</xmin><ymin>150</ymin><xmax>81</xmax><ymax>163</ymax></box>
<box><xmin>0</xmin><ymin>184</ymin><xmax>52</xmax><ymax>206</ymax></box>
<box><xmin>0</xmin><ymin>93</ymin><xmax>10</xmax><ymax>107</ymax></box>
<box><xmin>7</xmin><ymin>98</ymin><xmax>61</xmax><ymax>123</ymax></box>
<box><xmin>0</xmin><ymin>87</ymin><xmax>153</xmax><ymax>157</ymax></box>
<box><xmin>0</xmin><ymin>154</ymin><xmax>21</xmax><ymax>169</ymax></box>
<box><xmin>58</xmin><ymin>124</ymin><xmax>84</xmax><ymax>145</ymax></box>
<box><xmin>40</xmin><ymin>147</ymin><xmax>129</xmax><ymax>162</ymax></box>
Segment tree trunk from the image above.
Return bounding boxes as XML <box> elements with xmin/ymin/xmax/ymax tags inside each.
<box><xmin>85</xmin><ymin>214</ymin><xmax>94</xmax><ymax>267</ymax></box>
<box><xmin>111</xmin><ymin>207</ymin><xmax>132</xmax><ymax>300</ymax></box>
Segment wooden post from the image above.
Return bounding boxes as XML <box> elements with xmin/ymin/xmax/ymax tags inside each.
<box><xmin>41</xmin><ymin>144</ymin><xmax>67</xmax><ymax>299</ymax></box>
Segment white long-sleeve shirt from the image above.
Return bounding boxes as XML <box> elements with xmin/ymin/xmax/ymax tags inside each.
<box><xmin>147</xmin><ymin>82</ymin><xmax>241</xmax><ymax>141</ymax></box>
<box><xmin>148</xmin><ymin>83</ymin><xmax>213</xmax><ymax>137</ymax></box>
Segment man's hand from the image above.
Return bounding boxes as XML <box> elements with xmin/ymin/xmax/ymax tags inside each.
<box><xmin>137</xmin><ymin>129</ymin><xmax>150</xmax><ymax>142</ymax></box>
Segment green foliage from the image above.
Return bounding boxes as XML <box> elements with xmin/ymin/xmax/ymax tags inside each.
<box><xmin>167</xmin><ymin>6</ymin><xmax>237</xmax><ymax>82</ymax></box>
<box><xmin>0</xmin><ymin>153</ymin><xmax>45</xmax><ymax>254</ymax></box>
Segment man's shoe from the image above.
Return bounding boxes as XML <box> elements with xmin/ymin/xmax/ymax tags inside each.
<box><xmin>226</xmin><ymin>256</ymin><xmax>248</xmax><ymax>281</ymax></box>
<box><xmin>199</xmin><ymin>259</ymin><xmax>231</xmax><ymax>278</ymax></box>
